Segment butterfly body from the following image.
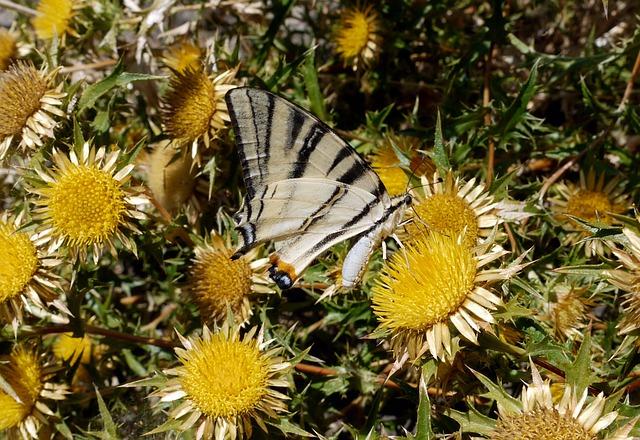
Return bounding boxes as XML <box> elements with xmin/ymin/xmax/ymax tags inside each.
<box><xmin>226</xmin><ymin>87</ymin><xmax>410</xmax><ymax>289</ymax></box>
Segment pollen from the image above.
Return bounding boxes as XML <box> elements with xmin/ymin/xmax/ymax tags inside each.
<box><xmin>0</xmin><ymin>29</ymin><xmax>17</xmax><ymax>71</ymax></box>
<box><xmin>0</xmin><ymin>347</ymin><xmax>43</xmax><ymax>430</ymax></box>
<box><xmin>372</xmin><ymin>232</ymin><xmax>476</xmax><ymax>331</ymax></box>
<box><xmin>0</xmin><ymin>62</ymin><xmax>48</xmax><ymax>139</ymax></box>
<box><xmin>190</xmin><ymin>248</ymin><xmax>253</xmax><ymax>319</ymax></box>
<box><xmin>411</xmin><ymin>193</ymin><xmax>480</xmax><ymax>248</ymax></box>
<box><xmin>32</xmin><ymin>0</ymin><xmax>74</xmax><ymax>39</ymax></box>
<box><xmin>0</xmin><ymin>223</ymin><xmax>38</xmax><ymax>303</ymax></box>
<box><xmin>45</xmin><ymin>165</ymin><xmax>126</xmax><ymax>247</ymax></box>
<box><xmin>565</xmin><ymin>190</ymin><xmax>613</xmax><ymax>222</ymax></box>
<box><xmin>162</xmin><ymin>69</ymin><xmax>217</xmax><ymax>141</ymax></box>
<box><xmin>491</xmin><ymin>407</ymin><xmax>595</xmax><ymax>440</ymax></box>
<box><xmin>179</xmin><ymin>334</ymin><xmax>269</xmax><ymax>418</ymax></box>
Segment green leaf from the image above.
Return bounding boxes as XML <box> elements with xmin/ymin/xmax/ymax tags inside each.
<box><xmin>432</xmin><ymin>109</ymin><xmax>450</xmax><ymax>174</ymax></box>
<box><xmin>566</xmin><ymin>331</ymin><xmax>592</xmax><ymax>396</ymax></box>
<box><xmin>493</xmin><ymin>59</ymin><xmax>540</xmax><ymax>149</ymax></box>
<box><xmin>73</xmin><ymin>117</ymin><xmax>85</xmax><ymax>149</ymax></box>
<box><xmin>78</xmin><ymin>59</ymin><xmax>163</xmax><ymax>112</ymax></box>
<box><xmin>303</xmin><ymin>48</ymin><xmax>328</xmax><ymax>121</ymax></box>
<box><xmin>448</xmin><ymin>406</ymin><xmax>496</xmax><ymax>435</ymax></box>
<box><xmin>122</xmin><ymin>348</ymin><xmax>147</xmax><ymax>376</ymax></box>
<box><xmin>472</xmin><ymin>369</ymin><xmax>521</xmax><ymax>415</ymax></box>
<box><xmin>267</xmin><ymin>418</ymin><xmax>315</xmax><ymax>437</ymax></box>
<box><xmin>95</xmin><ymin>386</ymin><xmax>119</xmax><ymax>440</ymax></box>
<box><xmin>412</xmin><ymin>361</ymin><xmax>436</xmax><ymax>440</ymax></box>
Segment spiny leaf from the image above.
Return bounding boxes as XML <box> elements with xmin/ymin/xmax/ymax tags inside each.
<box><xmin>432</xmin><ymin>109</ymin><xmax>450</xmax><ymax>174</ymax></box>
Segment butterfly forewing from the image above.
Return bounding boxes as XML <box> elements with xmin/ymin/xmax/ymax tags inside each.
<box><xmin>225</xmin><ymin>87</ymin><xmax>399</xmax><ymax>289</ymax></box>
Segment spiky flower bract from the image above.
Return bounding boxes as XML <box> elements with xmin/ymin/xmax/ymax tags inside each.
<box><xmin>550</xmin><ymin>168</ymin><xmax>629</xmax><ymax>256</ymax></box>
<box><xmin>188</xmin><ymin>231</ymin><xmax>271</xmax><ymax>325</ymax></box>
<box><xmin>0</xmin><ymin>28</ymin><xmax>17</xmax><ymax>70</ymax></box>
<box><xmin>0</xmin><ymin>62</ymin><xmax>65</xmax><ymax>161</ymax></box>
<box><xmin>371</xmin><ymin>231</ymin><xmax>512</xmax><ymax>361</ymax></box>
<box><xmin>0</xmin><ymin>346</ymin><xmax>67</xmax><ymax>439</ymax></box>
<box><xmin>146</xmin><ymin>323</ymin><xmax>290</xmax><ymax>439</ymax></box>
<box><xmin>161</xmin><ymin>67</ymin><xmax>237</xmax><ymax>158</ymax></box>
<box><xmin>162</xmin><ymin>40</ymin><xmax>203</xmax><ymax>73</ymax></box>
<box><xmin>335</xmin><ymin>5</ymin><xmax>381</xmax><ymax>69</ymax></box>
<box><xmin>485</xmin><ymin>362</ymin><xmax>631</xmax><ymax>440</ymax></box>
<box><xmin>540</xmin><ymin>283</ymin><xmax>591</xmax><ymax>340</ymax></box>
<box><xmin>0</xmin><ymin>212</ymin><xmax>65</xmax><ymax>327</ymax></box>
<box><xmin>31</xmin><ymin>0</ymin><xmax>76</xmax><ymax>41</ymax></box>
<box><xmin>406</xmin><ymin>171</ymin><xmax>501</xmax><ymax>248</ymax></box>
<box><xmin>606</xmin><ymin>226</ymin><xmax>640</xmax><ymax>335</ymax></box>
<box><xmin>28</xmin><ymin>143</ymin><xmax>146</xmax><ymax>264</ymax></box>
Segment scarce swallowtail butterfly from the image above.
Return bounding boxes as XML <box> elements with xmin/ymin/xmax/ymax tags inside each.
<box><xmin>226</xmin><ymin>87</ymin><xmax>412</xmax><ymax>290</ymax></box>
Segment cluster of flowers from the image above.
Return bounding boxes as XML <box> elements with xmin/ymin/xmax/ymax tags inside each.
<box><xmin>0</xmin><ymin>0</ymin><xmax>639</xmax><ymax>439</ymax></box>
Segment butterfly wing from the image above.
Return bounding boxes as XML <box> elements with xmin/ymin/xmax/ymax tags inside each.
<box><xmin>225</xmin><ymin>87</ymin><xmax>393</xmax><ymax>288</ymax></box>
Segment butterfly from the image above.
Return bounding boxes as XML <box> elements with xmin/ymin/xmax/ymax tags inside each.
<box><xmin>226</xmin><ymin>87</ymin><xmax>412</xmax><ymax>290</ymax></box>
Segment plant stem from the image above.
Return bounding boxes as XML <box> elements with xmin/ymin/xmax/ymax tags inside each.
<box><xmin>484</xmin><ymin>42</ymin><xmax>496</xmax><ymax>186</ymax></box>
<box><xmin>0</xmin><ymin>0</ymin><xmax>37</xmax><ymax>16</ymax></box>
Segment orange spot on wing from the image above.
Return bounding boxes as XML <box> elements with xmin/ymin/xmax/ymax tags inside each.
<box><xmin>269</xmin><ymin>255</ymin><xmax>297</xmax><ymax>280</ymax></box>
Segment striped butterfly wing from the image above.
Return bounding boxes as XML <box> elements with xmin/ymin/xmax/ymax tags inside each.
<box><xmin>226</xmin><ymin>87</ymin><xmax>395</xmax><ymax>289</ymax></box>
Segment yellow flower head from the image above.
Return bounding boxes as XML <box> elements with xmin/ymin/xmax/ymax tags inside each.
<box><xmin>162</xmin><ymin>40</ymin><xmax>203</xmax><ymax>73</ymax></box>
<box><xmin>146</xmin><ymin>323</ymin><xmax>290</xmax><ymax>439</ymax></box>
<box><xmin>31</xmin><ymin>0</ymin><xmax>76</xmax><ymax>41</ymax></box>
<box><xmin>335</xmin><ymin>5</ymin><xmax>381</xmax><ymax>69</ymax></box>
<box><xmin>550</xmin><ymin>168</ymin><xmax>629</xmax><ymax>256</ymax></box>
<box><xmin>488</xmin><ymin>362</ymin><xmax>630</xmax><ymax>440</ymax></box>
<box><xmin>0</xmin><ymin>28</ymin><xmax>17</xmax><ymax>70</ymax></box>
<box><xmin>28</xmin><ymin>143</ymin><xmax>147</xmax><ymax>263</ymax></box>
<box><xmin>52</xmin><ymin>333</ymin><xmax>93</xmax><ymax>364</ymax></box>
<box><xmin>0</xmin><ymin>345</ymin><xmax>67</xmax><ymax>438</ymax></box>
<box><xmin>370</xmin><ymin>133</ymin><xmax>434</xmax><ymax>196</ymax></box>
<box><xmin>161</xmin><ymin>67</ymin><xmax>237</xmax><ymax>158</ymax></box>
<box><xmin>372</xmin><ymin>231</ymin><xmax>511</xmax><ymax>361</ymax></box>
<box><xmin>0</xmin><ymin>61</ymin><xmax>66</xmax><ymax>161</ymax></box>
<box><xmin>188</xmin><ymin>230</ymin><xmax>272</xmax><ymax>325</ymax></box>
<box><xmin>0</xmin><ymin>212</ymin><xmax>64</xmax><ymax>326</ymax></box>
<box><xmin>406</xmin><ymin>171</ymin><xmax>501</xmax><ymax>248</ymax></box>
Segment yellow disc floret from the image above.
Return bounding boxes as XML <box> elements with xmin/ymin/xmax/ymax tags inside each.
<box><xmin>0</xmin><ymin>223</ymin><xmax>38</xmax><ymax>303</ymax></box>
<box><xmin>46</xmin><ymin>166</ymin><xmax>126</xmax><ymax>246</ymax></box>
<box><xmin>0</xmin><ymin>63</ymin><xmax>48</xmax><ymax>139</ymax></box>
<box><xmin>372</xmin><ymin>232</ymin><xmax>476</xmax><ymax>331</ymax></box>
<box><xmin>0</xmin><ymin>29</ymin><xmax>17</xmax><ymax>71</ymax></box>
<box><xmin>32</xmin><ymin>0</ymin><xmax>74</xmax><ymax>39</ymax></box>
<box><xmin>491</xmin><ymin>408</ymin><xmax>595</xmax><ymax>440</ymax></box>
<box><xmin>179</xmin><ymin>334</ymin><xmax>269</xmax><ymax>418</ymax></box>
<box><xmin>190</xmin><ymin>248</ymin><xmax>253</xmax><ymax>318</ymax></box>
<box><xmin>565</xmin><ymin>190</ymin><xmax>613</xmax><ymax>222</ymax></box>
<box><xmin>0</xmin><ymin>347</ymin><xmax>43</xmax><ymax>430</ymax></box>
<box><xmin>336</xmin><ymin>8</ymin><xmax>377</xmax><ymax>60</ymax></box>
<box><xmin>411</xmin><ymin>193</ymin><xmax>480</xmax><ymax>247</ymax></box>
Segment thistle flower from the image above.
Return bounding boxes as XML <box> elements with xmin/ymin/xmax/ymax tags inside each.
<box><xmin>606</xmin><ymin>227</ymin><xmax>640</xmax><ymax>335</ymax></box>
<box><xmin>52</xmin><ymin>333</ymin><xmax>93</xmax><ymax>365</ymax></box>
<box><xmin>0</xmin><ymin>345</ymin><xmax>67</xmax><ymax>439</ymax></box>
<box><xmin>28</xmin><ymin>143</ymin><xmax>147</xmax><ymax>264</ymax></box>
<box><xmin>406</xmin><ymin>171</ymin><xmax>502</xmax><ymax>248</ymax></box>
<box><xmin>162</xmin><ymin>40</ymin><xmax>203</xmax><ymax>73</ymax></box>
<box><xmin>144</xmin><ymin>323</ymin><xmax>290</xmax><ymax>439</ymax></box>
<box><xmin>0</xmin><ymin>28</ymin><xmax>17</xmax><ymax>70</ymax></box>
<box><xmin>550</xmin><ymin>168</ymin><xmax>629</xmax><ymax>256</ymax></box>
<box><xmin>0</xmin><ymin>62</ymin><xmax>65</xmax><ymax>161</ymax></box>
<box><xmin>334</xmin><ymin>5</ymin><xmax>381</xmax><ymax>70</ymax></box>
<box><xmin>0</xmin><ymin>212</ymin><xmax>65</xmax><ymax>327</ymax></box>
<box><xmin>161</xmin><ymin>67</ymin><xmax>237</xmax><ymax>158</ymax></box>
<box><xmin>370</xmin><ymin>133</ymin><xmax>434</xmax><ymax>196</ymax></box>
<box><xmin>188</xmin><ymin>231</ymin><xmax>272</xmax><ymax>325</ymax></box>
<box><xmin>31</xmin><ymin>0</ymin><xmax>76</xmax><ymax>41</ymax></box>
<box><xmin>146</xmin><ymin>140</ymin><xmax>198</xmax><ymax>216</ymax></box>
<box><xmin>371</xmin><ymin>231</ymin><xmax>515</xmax><ymax>361</ymax></box>
<box><xmin>540</xmin><ymin>283</ymin><xmax>591</xmax><ymax>340</ymax></box>
<box><xmin>482</xmin><ymin>362</ymin><xmax>634</xmax><ymax>440</ymax></box>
